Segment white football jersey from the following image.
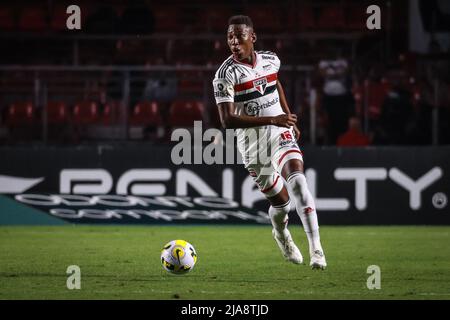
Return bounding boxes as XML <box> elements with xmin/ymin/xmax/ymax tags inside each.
<box><xmin>213</xmin><ymin>51</ymin><xmax>286</xmax><ymax>157</ymax></box>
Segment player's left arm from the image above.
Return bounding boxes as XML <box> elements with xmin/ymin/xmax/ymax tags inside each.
<box><xmin>276</xmin><ymin>80</ymin><xmax>301</xmax><ymax>141</ymax></box>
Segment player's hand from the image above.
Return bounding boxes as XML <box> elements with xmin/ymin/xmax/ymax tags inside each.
<box><xmin>293</xmin><ymin>124</ymin><xmax>301</xmax><ymax>141</ymax></box>
<box><xmin>271</xmin><ymin>114</ymin><xmax>297</xmax><ymax>128</ymax></box>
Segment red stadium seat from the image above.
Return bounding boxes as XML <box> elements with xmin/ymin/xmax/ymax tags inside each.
<box><xmin>168</xmin><ymin>100</ymin><xmax>204</xmax><ymax>128</ymax></box>
<box><xmin>19</xmin><ymin>7</ymin><xmax>48</xmax><ymax>31</ymax></box>
<box><xmin>346</xmin><ymin>5</ymin><xmax>367</xmax><ymax>30</ymax></box>
<box><xmin>47</xmin><ymin>101</ymin><xmax>69</xmax><ymax>124</ymax></box>
<box><xmin>317</xmin><ymin>6</ymin><xmax>345</xmax><ymax>30</ymax></box>
<box><xmin>176</xmin><ymin>70</ymin><xmax>204</xmax><ymax>95</ymax></box>
<box><xmin>152</xmin><ymin>6</ymin><xmax>183</xmax><ymax>32</ymax></box>
<box><xmin>0</xmin><ymin>6</ymin><xmax>16</xmax><ymax>30</ymax></box>
<box><xmin>289</xmin><ymin>6</ymin><xmax>316</xmax><ymax>31</ymax></box>
<box><xmin>101</xmin><ymin>101</ymin><xmax>122</xmax><ymax>125</ymax></box>
<box><xmin>246</xmin><ymin>6</ymin><xmax>282</xmax><ymax>32</ymax></box>
<box><xmin>6</xmin><ymin>102</ymin><xmax>35</xmax><ymax>126</ymax></box>
<box><xmin>129</xmin><ymin>101</ymin><xmax>162</xmax><ymax>126</ymax></box>
<box><xmin>72</xmin><ymin>101</ymin><xmax>99</xmax><ymax>124</ymax></box>
<box><xmin>197</xmin><ymin>6</ymin><xmax>232</xmax><ymax>33</ymax></box>
<box><xmin>51</xmin><ymin>5</ymin><xmax>70</xmax><ymax>31</ymax></box>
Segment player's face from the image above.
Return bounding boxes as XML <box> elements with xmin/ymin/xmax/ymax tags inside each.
<box><xmin>227</xmin><ymin>24</ymin><xmax>255</xmax><ymax>61</ymax></box>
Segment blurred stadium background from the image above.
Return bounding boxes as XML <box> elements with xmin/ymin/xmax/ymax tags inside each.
<box><xmin>0</xmin><ymin>0</ymin><xmax>449</xmax><ymax>300</ymax></box>
<box><xmin>0</xmin><ymin>0</ymin><xmax>448</xmax><ymax>146</ymax></box>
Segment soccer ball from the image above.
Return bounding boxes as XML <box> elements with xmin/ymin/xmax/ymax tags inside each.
<box><xmin>160</xmin><ymin>240</ymin><xmax>197</xmax><ymax>274</ymax></box>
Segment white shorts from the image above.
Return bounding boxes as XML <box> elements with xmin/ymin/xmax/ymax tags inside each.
<box><xmin>239</xmin><ymin>126</ymin><xmax>304</xmax><ymax>197</ymax></box>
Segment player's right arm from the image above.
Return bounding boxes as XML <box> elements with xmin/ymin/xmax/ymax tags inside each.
<box><xmin>217</xmin><ymin>102</ymin><xmax>297</xmax><ymax>129</ymax></box>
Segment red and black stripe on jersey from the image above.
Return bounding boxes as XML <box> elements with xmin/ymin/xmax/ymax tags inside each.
<box><xmin>233</xmin><ymin>72</ymin><xmax>278</xmax><ymax>103</ymax></box>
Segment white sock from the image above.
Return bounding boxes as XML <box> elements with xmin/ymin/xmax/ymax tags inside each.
<box><xmin>268</xmin><ymin>201</ymin><xmax>291</xmax><ymax>239</ymax></box>
<box><xmin>306</xmin><ymin>231</ymin><xmax>323</xmax><ymax>254</ymax></box>
<box><xmin>287</xmin><ymin>172</ymin><xmax>323</xmax><ymax>253</ymax></box>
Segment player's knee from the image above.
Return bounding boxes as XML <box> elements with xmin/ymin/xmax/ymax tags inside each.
<box><xmin>287</xmin><ymin>173</ymin><xmax>313</xmax><ymax>206</ymax></box>
<box><xmin>259</xmin><ymin>174</ymin><xmax>284</xmax><ymax>198</ymax></box>
<box><xmin>269</xmin><ymin>201</ymin><xmax>291</xmax><ymax>225</ymax></box>
<box><xmin>287</xmin><ymin>172</ymin><xmax>308</xmax><ymax>194</ymax></box>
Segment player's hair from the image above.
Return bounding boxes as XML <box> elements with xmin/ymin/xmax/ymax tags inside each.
<box><xmin>228</xmin><ymin>15</ymin><xmax>253</xmax><ymax>28</ymax></box>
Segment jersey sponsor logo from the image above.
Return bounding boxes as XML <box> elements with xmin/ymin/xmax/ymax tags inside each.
<box><xmin>253</xmin><ymin>78</ymin><xmax>268</xmax><ymax>95</ymax></box>
<box><xmin>244</xmin><ymin>101</ymin><xmax>259</xmax><ymax>116</ymax></box>
<box><xmin>263</xmin><ymin>64</ymin><xmax>271</xmax><ymax>71</ymax></box>
<box><xmin>214</xmin><ymin>82</ymin><xmax>233</xmax><ymax>98</ymax></box>
<box><xmin>243</xmin><ymin>97</ymin><xmax>279</xmax><ymax>116</ymax></box>
<box><xmin>215</xmin><ymin>91</ymin><xmax>229</xmax><ymax>98</ymax></box>
<box><xmin>261</xmin><ymin>55</ymin><xmax>275</xmax><ymax>60</ymax></box>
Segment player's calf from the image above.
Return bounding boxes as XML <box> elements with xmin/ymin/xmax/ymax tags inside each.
<box><xmin>287</xmin><ymin>172</ymin><xmax>327</xmax><ymax>268</ymax></box>
<box><xmin>268</xmin><ymin>200</ymin><xmax>290</xmax><ymax>238</ymax></box>
<box><xmin>269</xmin><ymin>201</ymin><xmax>303</xmax><ymax>264</ymax></box>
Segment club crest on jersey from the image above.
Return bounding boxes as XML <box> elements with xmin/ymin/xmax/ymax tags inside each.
<box><xmin>253</xmin><ymin>78</ymin><xmax>268</xmax><ymax>95</ymax></box>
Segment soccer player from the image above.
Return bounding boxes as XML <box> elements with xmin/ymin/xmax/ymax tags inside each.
<box><xmin>213</xmin><ymin>15</ymin><xmax>327</xmax><ymax>269</ymax></box>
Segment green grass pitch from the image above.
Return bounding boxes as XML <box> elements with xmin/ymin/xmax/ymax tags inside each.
<box><xmin>0</xmin><ymin>225</ymin><xmax>449</xmax><ymax>300</ymax></box>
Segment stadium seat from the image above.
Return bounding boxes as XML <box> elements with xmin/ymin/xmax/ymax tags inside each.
<box><xmin>168</xmin><ymin>100</ymin><xmax>204</xmax><ymax>128</ymax></box>
<box><xmin>291</xmin><ymin>6</ymin><xmax>316</xmax><ymax>31</ymax></box>
<box><xmin>0</xmin><ymin>6</ymin><xmax>16</xmax><ymax>30</ymax></box>
<box><xmin>47</xmin><ymin>101</ymin><xmax>69</xmax><ymax>124</ymax></box>
<box><xmin>51</xmin><ymin>5</ymin><xmax>71</xmax><ymax>31</ymax></box>
<box><xmin>346</xmin><ymin>5</ymin><xmax>367</xmax><ymax>30</ymax></box>
<box><xmin>4</xmin><ymin>102</ymin><xmax>38</xmax><ymax>141</ymax></box>
<box><xmin>6</xmin><ymin>102</ymin><xmax>35</xmax><ymax>126</ymax></box>
<box><xmin>101</xmin><ymin>101</ymin><xmax>122</xmax><ymax>125</ymax></box>
<box><xmin>197</xmin><ymin>6</ymin><xmax>232</xmax><ymax>33</ymax></box>
<box><xmin>246</xmin><ymin>6</ymin><xmax>282</xmax><ymax>33</ymax></box>
<box><xmin>72</xmin><ymin>101</ymin><xmax>99</xmax><ymax>124</ymax></box>
<box><xmin>50</xmin><ymin>5</ymin><xmax>69</xmax><ymax>31</ymax></box>
<box><xmin>176</xmin><ymin>70</ymin><xmax>204</xmax><ymax>95</ymax></box>
<box><xmin>317</xmin><ymin>6</ymin><xmax>345</xmax><ymax>30</ymax></box>
<box><xmin>152</xmin><ymin>6</ymin><xmax>183</xmax><ymax>32</ymax></box>
<box><xmin>129</xmin><ymin>101</ymin><xmax>162</xmax><ymax>126</ymax></box>
<box><xmin>18</xmin><ymin>7</ymin><xmax>48</xmax><ymax>31</ymax></box>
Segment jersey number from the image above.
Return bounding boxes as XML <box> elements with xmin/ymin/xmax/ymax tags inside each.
<box><xmin>280</xmin><ymin>131</ymin><xmax>293</xmax><ymax>140</ymax></box>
